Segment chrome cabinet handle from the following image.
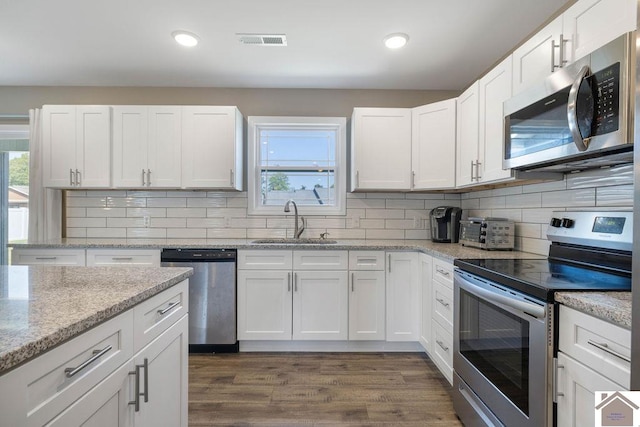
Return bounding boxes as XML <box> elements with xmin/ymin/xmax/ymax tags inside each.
<box><xmin>147</xmin><ymin>169</ymin><xmax>151</xmax><ymax>186</ymax></box>
<box><xmin>112</xmin><ymin>257</ymin><xmax>133</xmax><ymax>261</ymax></box>
<box><xmin>35</xmin><ymin>256</ymin><xmax>57</xmax><ymax>260</ymax></box>
<box><xmin>436</xmin><ymin>297</ymin><xmax>450</xmax><ymax>308</ymax></box>
<box><xmin>587</xmin><ymin>340</ymin><xmax>631</xmax><ymax>363</ymax></box>
<box><xmin>552</xmin><ymin>34</ymin><xmax>567</xmax><ymax>71</ymax></box>
<box><xmin>157</xmin><ymin>301</ymin><xmax>180</xmax><ymax>316</ymax></box>
<box><xmin>436</xmin><ymin>340</ymin><xmax>449</xmax><ymax>352</ymax></box>
<box><xmin>128</xmin><ymin>357</ymin><xmax>149</xmax><ymax>412</ymax></box>
<box><xmin>294</xmin><ymin>273</ymin><xmax>298</xmax><ymax>292</ymax></box>
<box><xmin>550</xmin><ymin>39</ymin><xmax>557</xmax><ymax>72</ymax></box>
<box><xmin>411</xmin><ymin>171</ymin><xmax>415</xmax><ymax>189</ymax></box>
<box><xmin>230</xmin><ymin>169</ymin><xmax>234</xmax><ymax>186</ymax></box>
<box><xmin>436</xmin><ymin>267</ymin><xmax>450</xmax><ymax>277</ymax></box>
<box><xmin>470</xmin><ymin>160</ymin><xmax>474</xmax><ymax>181</ymax></box>
<box><xmin>356</xmin><ymin>170</ymin><xmax>360</xmax><ymax>188</ymax></box>
<box><xmin>69</xmin><ymin>169</ymin><xmax>75</xmax><ymax>186</ymax></box>
<box><xmin>388</xmin><ymin>254</ymin><xmax>391</xmax><ymax>273</ymax></box>
<box><xmin>65</xmin><ymin>345</ymin><xmax>112</xmax><ymax>378</ymax></box>
<box><xmin>567</xmin><ymin>65</ymin><xmax>591</xmax><ymax>152</ymax></box>
<box><xmin>141</xmin><ymin>168</ymin><xmax>146</xmax><ymax>186</ymax></box>
<box><xmin>287</xmin><ymin>272</ymin><xmax>291</xmax><ymax>292</ymax></box>
<box><xmin>553</xmin><ymin>358</ymin><xmax>564</xmax><ymax>402</ymax></box>
<box><xmin>76</xmin><ymin>169</ymin><xmax>81</xmax><ymax>186</ymax></box>
<box><xmin>351</xmin><ymin>272</ymin><xmax>355</xmax><ymax>292</ymax></box>
<box><xmin>475</xmin><ymin>161</ymin><xmax>482</xmax><ymax>180</ymax></box>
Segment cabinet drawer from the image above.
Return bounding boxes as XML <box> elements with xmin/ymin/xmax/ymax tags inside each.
<box><xmin>0</xmin><ymin>310</ymin><xmax>133</xmax><ymax>427</ymax></box>
<box><xmin>432</xmin><ymin>258</ymin><xmax>453</xmax><ymax>287</ymax></box>
<box><xmin>432</xmin><ymin>280</ymin><xmax>453</xmax><ymax>331</ymax></box>
<box><xmin>432</xmin><ymin>321</ymin><xmax>453</xmax><ymax>384</ymax></box>
<box><xmin>294</xmin><ymin>250</ymin><xmax>348</xmax><ymax>270</ymax></box>
<box><xmin>86</xmin><ymin>249</ymin><xmax>160</xmax><ymax>266</ymax></box>
<box><xmin>559</xmin><ymin>305</ymin><xmax>630</xmax><ymax>388</ymax></box>
<box><xmin>348</xmin><ymin>251</ymin><xmax>385</xmax><ymax>270</ymax></box>
<box><xmin>11</xmin><ymin>249</ymin><xmax>86</xmax><ymax>266</ymax></box>
<box><xmin>133</xmin><ymin>280</ymin><xmax>188</xmax><ymax>352</ymax></box>
<box><xmin>238</xmin><ymin>250</ymin><xmax>292</xmax><ymax>270</ymax></box>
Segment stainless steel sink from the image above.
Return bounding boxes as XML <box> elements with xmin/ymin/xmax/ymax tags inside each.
<box><xmin>251</xmin><ymin>238</ymin><xmax>338</xmax><ymax>244</ymax></box>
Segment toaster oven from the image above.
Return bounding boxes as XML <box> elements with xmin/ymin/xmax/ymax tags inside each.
<box><xmin>459</xmin><ymin>218</ymin><xmax>514</xmax><ymax>250</ymax></box>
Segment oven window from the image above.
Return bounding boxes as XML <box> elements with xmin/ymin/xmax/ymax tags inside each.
<box><xmin>459</xmin><ymin>288</ymin><xmax>530</xmax><ymax>415</ymax></box>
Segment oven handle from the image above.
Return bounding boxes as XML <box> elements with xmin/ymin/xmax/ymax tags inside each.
<box><xmin>567</xmin><ymin>65</ymin><xmax>591</xmax><ymax>152</ymax></box>
<box><xmin>456</xmin><ymin>271</ymin><xmax>546</xmax><ymax>319</ymax></box>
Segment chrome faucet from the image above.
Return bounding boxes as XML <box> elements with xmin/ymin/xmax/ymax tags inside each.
<box><xmin>284</xmin><ymin>199</ymin><xmax>305</xmax><ymax>239</ymax></box>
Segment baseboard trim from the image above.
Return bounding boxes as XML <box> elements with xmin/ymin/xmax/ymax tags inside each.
<box><xmin>239</xmin><ymin>340</ymin><xmax>425</xmax><ymax>352</ymax></box>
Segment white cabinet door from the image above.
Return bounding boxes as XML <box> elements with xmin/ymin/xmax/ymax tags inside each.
<box><xmin>134</xmin><ymin>315</ymin><xmax>188</xmax><ymax>427</ymax></box>
<box><xmin>556</xmin><ymin>352</ymin><xmax>623</xmax><ymax>427</ymax></box>
<box><xmin>42</xmin><ymin>105</ymin><xmax>111</xmax><ymax>188</ymax></box>
<box><xmin>86</xmin><ymin>249</ymin><xmax>160</xmax><ymax>266</ymax></box>
<box><xmin>147</xmin><ymin>106</ymin><xmax>182</xmax><ymax>188</ymax></box>
<box><xmin>419</xmin><ymin>253</ymin><xmax>432</xmax><ymax>353</ymax></box>
<box><xmin>456</xmin><ymin>82</ymin><xmax>480</xmax><ymax>187</ymax></box>
<box><xmin>182</xmin><ymin>106</ymin><xmax>243</xmax><ymax>190</ymax></box>
<box><xmin>563</xmin><ymin>0</ymin><xmax>636</xmax><ymax>63</ymax></box>
<box><xmin>113</xmin><ymin>106</ymin><xmax>149</xmax><ymax>188</ymax></box>
<box><xmin>351</xmin><ymin>108</ymin><xmax>411</xmax><ymax>191</ymax></box>
<box><xmin>293</xmin><ymin>271</ymin><xmax>348</xmax><ymax>340</ymax></box>
<box><xmin>512</xmin><ymin>16</ymin><xmax>563</xmax><ymax>95</ymax></box>
<box><xmin>76</xmin><ymin>106</ymin><xmax>112</xmax><ymax>188</ymax></box>
<box><xmin>386</xmin><ymin>252</ymin><xmax>420</xmax><ymax>342</ymax></box>
<box><xmin>478</xmin><ymin>55</ymin><xmax>513</xmax><ymax>183</ymax></box>
<box><xmin>237</xmin><ymin>270</ymin><xmax>292</xmax><ymax>340</ymax></box>
<box><xmin>411</xmin><ymin>99</ymin><xmax>456</xmax><ymax>190</ymax></box>
<box><xmin>348</xmin><ymin>270</ymin><xmax>386</xmax><ymax>341</ymax></box>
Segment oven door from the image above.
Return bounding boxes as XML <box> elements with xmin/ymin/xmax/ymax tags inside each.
<box><xmin>453</xmin><ymin>270</ymin><xmax>552</xmax><ymax>427</ymax></box>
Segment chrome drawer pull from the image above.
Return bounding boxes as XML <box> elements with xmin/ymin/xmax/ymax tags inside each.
<box><xmin>35</xmin><ymin>257</ymin><xmax>57</xmax><ymax>260</ymax></box>
<box><xmin>436</xmin><ymin>298</ymin><xmax>450</xmax><ymax>308</ymax></box>
<box><xmin>157</xmin><ymin>301</ymin><xmax>180</xmax><ymax>315</ymax></box>
<box><xmin>112</xmin><ymin>257</ymin><xmax>134</xmax><ymax>261</ymax></box>
<box><xmin>436</xmin><ymin>267</ymin><xmax>450</xmax><ymax>277</ymax></box>
<box><xmin>65</xmin><ymin>345</ymin><xmax>112</xmax><ymax>378</ymax></box>
<box><xmin>436</xmin><ymin>340</ymin><xmax>449</xmax><ymax>352</ymax></box>
<box><xmin>587</xmin><ymin>340</ymin><xmax>631</xmax><ymax>363</ymax></box>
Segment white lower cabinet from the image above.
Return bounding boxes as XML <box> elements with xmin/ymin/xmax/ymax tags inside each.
<box><xmin>237</xmin><ymin>250</ymin><xmax>349</xmax><ymax>341</ymax></box>
<box><xmin>86</xmin><ymin>249</ymin><xmax>161</xmax><ymax>267</ymax></box>
<box><xmin>11</xmin><ymin>248</ymin><xmax>86</xmax><ymax>266</ymax></box>
<box><xmin>556</xmin><ymin>305</ymin><xmax>631</xmax><ymax>427</ymax></box>
<box><xmin>386</xmin><ymin>252</ymin><xmax>420</xmax><ymax>342</ymax></box>
<box><xmin>418</xmin><ymin>253</ymin><xmax>433</xmax><ymax>353</ymax></box>
<box><xmin>0</xmin><ymin>281</ymin><xmax>189</xmax><ymax>427</ymax></box>
<box><xmin>430</xmin><ymin>257</ymin><xmax>454</xmax><ymax>384</ymax></box>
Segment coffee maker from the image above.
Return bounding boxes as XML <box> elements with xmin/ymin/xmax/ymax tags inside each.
<box><xmin>429</xmin><ymin>206</ymin><xmax>462</xmax><ymax>243</ymax></box>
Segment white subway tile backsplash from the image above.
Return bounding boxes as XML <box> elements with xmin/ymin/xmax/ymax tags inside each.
<box><xmin>187</xmin><ymin>198</ymin><xmax>226</xmax><ymax>208</ymax></box>
<box><xmin>246</xmin><ymin>229</ymin><xmax>287</xmax><ymax>239</ymax></box>
<box><xmin>87</xmin><ymin>208</ymin><xmax>127</xmax><ymax>218</ymax></box>
<box><xmin>365</xmin><ymin>209</ymin><xmax>405</xmax><ymax>219</ymax></box>
<box><xmin>150</xmin><ymin>218</ymin><xmax>187</xmax><ymax>228</ymax></box>
<box><xmin>596</xmin><ymin>184</ymin><xmax>633</xmax><ymax>206</ymax></box>
<box><xmin>226</xmin><ymin>197</ymin><xmax>248</xmax><ymax>208</ymax></box>
<box><xmin>566</xmin><ymin>164</ymin><xmax>633</xmax><ymax>189</ymax></box>
<box><xmin>489</xmin><ymin>209</ymin><xmax>522</xmax><ymax>222</ymax></box>
<box><xmin>127</xmin><ymin>228</ymin><xmax>167</xmax><ymax>238</ymax></box>
<box><xmin>385</xmin><ymin>199</ymin><xmax>425</xmax><ymax>210</ymax></box>
<box><xmin>306</xmin><ymin>218</ymin><xmax>346</xmax><ymax>229</ymax></box>
<box><xmin>479</xmin><ymin>196</ymin><xmax>505</xmax><ymax>209</ymax></box>
<box><xmin>107</xmin><ymin>197</ymin><xmax>146</xmax><ymax>208</ymax></box>
<box><xmin>231</xmin><ymin>218</ymin><xmax>267</xmax><ymax>228</ymax></box>
<box><xmin>404</xmin><ymin>229</ymin><xmax>430</xmax><ymax>240</ymax></box>
<box><xmin>541</xmin><ymin>188</ymin><xmax>596</xmax><ymax>207</ymax></box>
<box><xmin>516</xmin><ymin>223</ymin><xmax>542</xmax><ymax>239</ymax></box>
<box><xmin>406</xmin><ymin>193</ymin><xmax>446</xmax><ymax>200</ymax></box>
<box><xmin>87</xmin><ymin>228</ymin><xmax>127</xmax><ymax>238</ymax></box>
<box><xmin>127</xmin><ymin>208</ymin><xmax>167</xmax><ymax>217</ymax></box>
<box><xmin>166</xmin><ymin>208</ymin><xmax>206</xmax><ymax>218</ymax></box>
<box><xmin>67</xmin><ymin>208</ymin><xmax>86</xmax><ymax>218</ymax></box>
<box><xmin>385</xmin><ymin>219</ymin><xmax>415</xmax><ymax>229</ymax></box>
<box><xmin>206</xmin><ymin>208</ymin><xmax>247</xmax><ymax>218</ymax></box>
<box><xmin>127</xmin><ymin>191</ymin><xmax>167</xmax><ymax>198</ymax></box>
<box><xmin>66</xmin><ymin>197</ymin><xmax>107</xmax><ymax>208</ymax></box>
<box><xmin>521</xmin><ymin>208</ymin><xmax>557</xmax><ymax>224</ymax></box>
<box><xmin>366</xmin><ymin>192</ymin><xmax>405</xmax><ymax>199</ymax></box>
<box><xmin>67</xmin><ymin>217</ymin><xmax>106</xmax><ymax>228</ymax></box>
<box><xmin>66</xmin><ymin>228</ymin><xmax>87</xmax><ymax>238</ymax></box>
<box><xmin>107</xmin><ymin>217</ymin><xmax>146</xmax><ymax>228</ymax></box>
<box><xmin>167</xmin><ymin>228</ymin><xmax>206</xmax><ymax>238</ymax></box>
<box><xmin>166</xmin><ymin>190</ymin><xmax>206</xmax><ymax>198</ymax></box>
<box><xmin>207</xmin><ymin>228</ymin><xmax>248</xmax><ymax>239</ymax></box>
<box><xmin>86</xmin><ymin>190</ymin><xmax>127</xmax><ymax>197</ymax></box>
<box><xmin>502</xmin><ymin>193</ymin><xmax>541</xmax><ymax>209</ymax></box>
<box><xmin>346</xmin><ymin>198</ymin><xmax>386</xmax><ymax>209</ymax></box>
<box><xmin>359</xmin><ymin>219</ymin><xmax>385</xmax><ymax>229</ymax></box>
<box><xmin>461</xmin><ymin>198</ymin><xmax>480</xmax><ymax>210</ymax></box>
<box><xmin>491</xmin><ymin>186</ymin><xmax>522</xmax><ymax>197</ymax></box>
<box><xmin>147</xmin><ymin>198</ymin><xmax>187</xmax><ymax>208</ymax></box>
<box><xmin>365</xmin><ymin>229</ymin><xmax>404</xmax><ymax>239</ymax></box>
<box><xmin>520</xmin><ymin>237</ymin><xmax>550</xmax><ymax>256</ymax></box>
<box><xmin>521</xmin><ymin>179</ymin><xmax>567</xmax><ymax>194</ymax></box>
<box><xmin>326</xmin><ymin>228</ymin><xmax>366</xmax><ymax>239</ymax></box>
<box><xmin>187</xmin><ymin>218</ymin><xmax>225</xmax><ymax>228</ymax></box>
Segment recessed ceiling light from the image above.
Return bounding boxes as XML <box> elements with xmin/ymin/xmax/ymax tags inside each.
<box><xmin>172</xmin><ymin>31</ymin><xmax>199</xmax><ymax>47</ymax></box>
<box><xmin>384</xmin><ymin>33</ymin><xmax>409</xmax><ymax>49</ymax></box>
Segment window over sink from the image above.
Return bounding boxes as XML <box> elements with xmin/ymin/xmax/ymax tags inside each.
<box><xmin>247</xmin><ymin>116</ymin><xmax>346</xmax><ymax>215</ymax></box>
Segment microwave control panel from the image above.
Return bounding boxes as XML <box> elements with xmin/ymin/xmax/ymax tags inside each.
<box><xmin>591</xmin><ymin>62</ymin><xmax>620</xmax><ymax>136</ymax></box>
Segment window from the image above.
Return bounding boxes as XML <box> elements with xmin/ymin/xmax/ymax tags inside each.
<box><xmin>248</xmin><ymin>116</ymin><xmax>346</xmax><ymax>215</ymax></box>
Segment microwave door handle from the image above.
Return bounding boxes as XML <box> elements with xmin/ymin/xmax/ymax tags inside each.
<box><xmin>456</xmin><ymin>272</ymin><xmax>546</xmax><ymax>319</ymax></box>
<box><xmin>567</xmin><ymin>65</ymin><xmax>591</xmax><ymax>152</ymax></box>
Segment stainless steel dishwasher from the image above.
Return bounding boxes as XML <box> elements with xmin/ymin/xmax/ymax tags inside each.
<box><xmin>161</xmin><ymin>248</ymin><xmax>238</xmax><ymax>353</ymax></box>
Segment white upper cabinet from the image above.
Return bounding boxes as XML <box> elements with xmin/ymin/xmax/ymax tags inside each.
<box><xmin>181</xmin><ymin>106</ymin><xmax>243</xmax><ymax>190</ymax></box>
<box><xmin>42</xmin><ymin>105</ymin><xmax>111</xmax><ymax>188</ymax></box>
<box><xmin>513</xmin><ymin>0</ymin><xmax>636</xmax><ymax>96</ymax></box>
<box><xmin>113</xmin><ymin>106</ymin><xmax>182</xmax><ymax>188</ymax></box>
<box><xmin>512</xmin><ymin>16</ymin><xmax>563</xmax><ymax>96</ymax></box>
<box><xmin>478</xmin><ymin>55</ymin><xmax>513</xmax><ymax>183</ymax></box>
<box><xmin>456</xmin><ymin>82</ymin><xmax>480</xmax><ymax>187</ymax></box>
<box><xmin>563</xmin><ymin>0</ymin><xmax>636</xmax><ymax>62</ymax></box>
<box><xmin>411</xmin><ymin>99</ymin><xmax>456</xmax><ymax>190</ymax></box>
<box><xmin>351</xmin><ymin>108</ymin><xmax>412</xmax><ymax>191</ymax></box>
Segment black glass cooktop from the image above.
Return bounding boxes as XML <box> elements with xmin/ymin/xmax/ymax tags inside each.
<box><xmin>454</xmin><ymin>258</ymin><xmax>631</xmax><ymax>302</ymax></box>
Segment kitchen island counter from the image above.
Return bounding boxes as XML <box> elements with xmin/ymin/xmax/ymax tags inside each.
<box><xmin>0</xmin><ymin>265</ymin><xmax>192</xmax><ymax>374</ymax></box>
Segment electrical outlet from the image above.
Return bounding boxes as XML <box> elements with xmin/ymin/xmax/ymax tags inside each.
<box><xmin>143</xmin><ymin>216</ymin><xmax>150</xmax><ymax>228</ymax></box>
<box><xmin>350</xmin><ymin>216</ymin><xmax>360</xmax><ymax>228</ymax></box>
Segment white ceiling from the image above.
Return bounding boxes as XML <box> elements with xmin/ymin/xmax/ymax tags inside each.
<box><xmin>0</xmin><ymin>0</ymin><xmax>569</xmax><ymax>90</ymax></box>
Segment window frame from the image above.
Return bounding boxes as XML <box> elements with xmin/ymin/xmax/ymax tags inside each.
<box><xmin>247</xmin><ymin>116</ymin><xmax>347</xmax><ymax>216</ymax></box>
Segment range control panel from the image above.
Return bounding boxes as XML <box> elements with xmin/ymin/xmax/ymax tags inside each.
<box><xmin>547</xmin><ymin>210</ymin><xmax>632</xmax><ymax>251</ymax></box>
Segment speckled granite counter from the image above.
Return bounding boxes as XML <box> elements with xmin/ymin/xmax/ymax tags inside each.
<box><xmin>0</xmin><ymin>265</ymin><xmax>193</xmax><ymax>374</ymax></box>
<box><xmin>9</xmin><ymin>238</ymin><xmax>545</xmax><ymax>262</ymax></box>
<box><xmin>555</xmin><ymin>292</ymin><xmax>631</xmax><ymax>329</ymax></box>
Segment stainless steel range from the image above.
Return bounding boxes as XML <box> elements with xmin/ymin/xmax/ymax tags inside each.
<box><xmin>453</xmin><ymin>210</ymin><xmax>632</xmax><ymax>427</ymax></box>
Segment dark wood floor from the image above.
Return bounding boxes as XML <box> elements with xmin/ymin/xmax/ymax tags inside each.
<box><xmin>189</xmin><ymin>352</ymin><xmax>463</xmax><ymax>426</ymax></box>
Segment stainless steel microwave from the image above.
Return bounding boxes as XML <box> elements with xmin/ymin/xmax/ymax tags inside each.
<box><xmin>503</xmin><ymin>32</ymin><xmax>634</xmax><ymax>172</ymax></box>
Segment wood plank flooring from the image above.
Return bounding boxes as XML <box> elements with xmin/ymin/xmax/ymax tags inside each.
<box><xmin>189</xmin><ymin>352</ymin><xmax>463</xmax><ymax>426</ymax></box>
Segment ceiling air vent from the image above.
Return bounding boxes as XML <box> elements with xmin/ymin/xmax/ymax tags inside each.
<box><xmin>237</xmin><ymin>34</ymin><xmax>287</xmax><ymax>46</ymax></box>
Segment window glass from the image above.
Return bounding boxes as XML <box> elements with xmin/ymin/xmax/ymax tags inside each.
<box><xmin>248</xmin><ymin>117</ymin><xmax>346</xmax><ymax>215</ymax></box>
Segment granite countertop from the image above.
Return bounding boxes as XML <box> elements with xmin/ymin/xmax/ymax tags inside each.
<box><xmin>9</xmin><ymin>238</ymin><xmax>545</xmax><ymax>262</ymax></box>
<box><xmin>0</xmin><ymin>265</ymin><xmax>193</xmax><ymax>375</ymax></box>
<box><xmin>555</xmin><ymin>291</ymin><xmax>631</xmax><ymax>329</ymax></box>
